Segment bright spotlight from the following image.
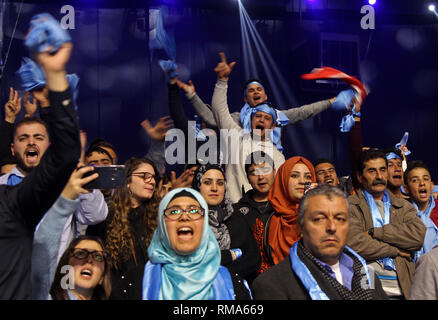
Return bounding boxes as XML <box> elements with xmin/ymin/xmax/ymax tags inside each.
<box><xmin>429</xmin><ymin>4</ymin><xmax>436</xmax><ymax>11</ymax></box>
<box><xmin>368</xmin><ymin>0</ymin><xmax>376</xmax><ymax>5</ymax></box>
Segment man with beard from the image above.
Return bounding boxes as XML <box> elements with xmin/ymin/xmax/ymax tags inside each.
<box><xmin>0</xmin><ymin>117</ymin><xmax>50</xmax><ymax>185</ymax></box>
<box><xmin>0</xmin><ymin>38</ymin><xmax>81</xmax><ymax>298</ymax></box>
<box><xmin>346</xmin><ymin>149</ymin><xmax>425</xmax><ymax>299</ymax></box>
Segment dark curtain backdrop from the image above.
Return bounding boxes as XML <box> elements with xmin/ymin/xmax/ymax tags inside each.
<box><xmin>1</xmin><ymin>0</ymin><xmax>437</xmax><ymax>180</ymax></box>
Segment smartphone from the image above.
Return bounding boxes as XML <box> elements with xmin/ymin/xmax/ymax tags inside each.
<box><xmin>83</xmin><ymin>165</ymin><xmax>126</xmax><ymax>190</ymax></box>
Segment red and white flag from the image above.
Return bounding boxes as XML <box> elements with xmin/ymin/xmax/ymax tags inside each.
<box><xmin>301</xmin><ymin>67</ymin><xmax>368</xmax><ymax>106</ymax></box>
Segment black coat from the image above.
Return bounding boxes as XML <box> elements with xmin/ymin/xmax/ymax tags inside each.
<box><xmin>234</xmin><ymin>189</ymin><xmax>273</xmax><ymax>232</ymax></box>
<box><xmin>220</xmin><ymin>209</ymin><xmax>261</xmax><ymax>285</ymax></box>
<box><xmin>168</xmin><ymin>83</ymin><xmax>220</xmax><ymax>165</ymax></box>
<box><xmin>252</xmin><ymin>246</ymin><xmax>388</xmax><ymax>300</ymax></box>
<box><xmin>233</xmin><ymin>190</ymin><xmax>275</xmax><ymax>273</ymax></box>
<box><xmin>110</xmin><ymin>263</ymin><xmax>252</xmax><ymax>300</ymax></box>
<box><xmin>0</xmin><ymin>89</ymin><xmax>80</xmax><ymax>299</ymax></box>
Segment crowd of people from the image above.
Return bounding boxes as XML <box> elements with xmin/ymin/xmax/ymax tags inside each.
<box><xmin>0</xmin><ymin>13</ymin><xmax>437</xmax><ymax>301</ymax></box>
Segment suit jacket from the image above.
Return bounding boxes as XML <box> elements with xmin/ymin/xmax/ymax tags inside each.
<box><xmin>251</xmin><ymin>247</ymin><xmax>387</xmax><ymax>300</ymax></box>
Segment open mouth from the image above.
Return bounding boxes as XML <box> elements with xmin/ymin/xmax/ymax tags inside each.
<box><xmin>253</xmin><ymin>96</ymin><xmax>261</xmax><ymax>103</ymax></box>
<box><xmin>80</xmin><ymin>268</ymin><xmax>93</xmax><ymax>279</ymax></box>
<box><xmin>324</xmin><ymin>179</ymin><xmax>335</xmax><ymax>185</ymax></box>
<box><xmin>392</xmin><ymin>175</ymin><xmax>402</xmax><ymax>180</ymax></box>
<box><xmin>177</xmin><ymin>226</ymin><xmax>194</xmax><ymax>240</ymax></box>
<box><xmin>419</xmin><ymin>189</ymin><xmax>428</xmax><ymax>197</ymax></box>
<box><xmin>25</xmin><ymin>149</ymin><xmax>39</xmax><ymax>163</ymax></box>
<box><xmin>255</xmin><ymin>125</ymin><xmax>265</xmax><ymax>131</ymax></box>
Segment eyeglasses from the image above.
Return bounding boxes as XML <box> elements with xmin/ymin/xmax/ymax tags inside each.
<box><xmin>70</xmin><ymin>248</ymin><xmax>106</xmax><ymax>263</ymax></box>
<box><xmin>131</xmin><ymin>172</ymin><xmax>156</xmax><ymax>182</ymax></box>
<box><xmin>164</xmin><ymin>206</ymin><xmax>205</xmax><ymax>221</ymax></box>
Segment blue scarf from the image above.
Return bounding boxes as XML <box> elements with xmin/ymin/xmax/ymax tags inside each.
<box><xmin>395</xmin><ymin>132</ymin><xmax>411</xmax><ymax>156</ymax></box>
<box><xmin>149</xmin><ymin>9</ymin><xmax>176</xmax><ymax>61</ymax></box>
<box><xmin>239</xmin><ymin>103</ymin><xmax>289</xmax><ymax>152</ymax></box>
<box><xmin>412</xmin><ymin>197</ymin><xmax>438</xmax><ymax>262</ymax></box>
<box><xmin>289</xmin><ymin>242</ymin><xmax>372</xmax><ymax>300</ymax></box>
<box><xmin>144</xmin><ymin>188</ymin><xmax>235</xmax><ymax>300</ymax></box>
<box><xmin>16</xmin><ymin>58</ymin><xmax>80</xmax><ymax>110</ymax></box>
<box><xmin>193</xmin><ymin>115</ymin><xmax>207</xmax><ymax>142</ymax></box>
<box><xmin>362</xmin><ymin>190</ymin><xmax>396</xmax><ymax>271</ymax></box>
<box><xmin>25</xmin><ymin>13</ymin><xmax>72</xmax><ymax>54</ymax></box>
<box><xmin>386</xmin><ymin>152</ymin><xmax>401</xmax><ymax>161</ymax></box>
<box><xmin>339</xmin><ymin>105</ymin><xmax>361</xmax><ymax>133</ymax></box>
<box><xmin>7</xmin><ymin>174</ymin><xmax>23</xmax><ymax>186</ymax></box>
<box><xmin>16</xmin><ymin>57</ymin><xmax>46</xmax><ymax>91</ymax></box>
<box><xmin>142</xmin><ymin>262</ymin><xmax>235</xmax><ymax>300</ymax></box>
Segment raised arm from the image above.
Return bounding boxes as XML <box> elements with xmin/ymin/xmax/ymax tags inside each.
<box><xmin>176</xmin><ymin>79</ymin><xmax>218</xmax><ymax>128</ymax></box>
<box><xmin>141</xmin><ymin>116</ymin><xmax>173</xmax><ymax>176</ymax></box>
<box><xmin>211</xmin><ymin>52</ymin><xmax>240</xmax><ymax>130</ymax></box>
<box><xmin>0</xmin><ymin>88</ymin><xmax>21</xmax><ymax>164</ymax></box>
<box><xmin>281</xmin><ymin>99</ymin><xmax>333</xmax><ymax>125</ymax></box>
<box><xmin>8</xmin><ymin>42</ymin><xmax>81</xmax><ymax>230</ymax></box>
<box><xmin>168</xmin><ymin>78</ymin><xmax>190</xmax><ymax>135</ymax></box>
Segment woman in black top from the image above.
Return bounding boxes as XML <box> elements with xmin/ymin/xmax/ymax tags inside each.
<box><xmin>191</xmin><ymin>164</ymin><xmax>261</xmax><ymax>284</ymax></box>
<box><xmin>105</xmin><ymin>157</ymin><xmax>160</xmax><ymax>287</ymax></box>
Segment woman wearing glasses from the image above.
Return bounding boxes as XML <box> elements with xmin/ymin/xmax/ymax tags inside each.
<box><xmin>50</xmin><ymin>235</ymin><xmax>111</xmax><ymax>300</ymax></box>
<box><xmin>191</xmin><ymin>165</ymin><xmax>261</xmax><ymax>285</ymax></box>
<box><xmin>104</xmin><ymin>157</ymin><xmax>160</xmax><ymax>288</ymax></box>
<box><xmin>112</xmin><ymin>188</ymin><xmax>251</xmax><ymax>299</ymax></box>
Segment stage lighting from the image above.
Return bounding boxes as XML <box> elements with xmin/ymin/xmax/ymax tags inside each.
<box><xmin>368</xmin><ymin>0</ymin><xmax>376</xmax><ymax>5</ymax></box>
<box><xmin>429</xmin><ymin>4</ymin><xmax>436</xmax><ymax>11</ymax></box>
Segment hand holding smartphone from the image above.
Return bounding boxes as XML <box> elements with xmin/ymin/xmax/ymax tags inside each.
<box><xmin>82</xmin><ymin>165</ymin><xmax>126</xmax><ymax>190</ymax></box>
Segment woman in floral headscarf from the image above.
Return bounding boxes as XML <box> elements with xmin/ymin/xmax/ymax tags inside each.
<box><xmin>192</xmin><ymin>164</ymin><xmax>261</xmax><ymax>284</ymax></box>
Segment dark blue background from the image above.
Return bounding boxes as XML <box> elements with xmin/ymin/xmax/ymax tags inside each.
<box><xmin>1</xmin><ymin>0</ymin><xmax>437</xmax><ymax>180</ymax></box>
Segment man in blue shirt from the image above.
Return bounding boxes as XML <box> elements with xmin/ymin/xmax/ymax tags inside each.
<box><xmin>404</xmin><ymin>160</ymin><xmax>438</xmax><ymax>261</ymax></box>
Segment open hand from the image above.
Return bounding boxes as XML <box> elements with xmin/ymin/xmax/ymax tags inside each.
<box><xmin>176</xmin><ymin>79</ymin><xmax>196</xmax><ymax>96</ymax></box>
<box><xmin>141</xmin><ymin>116</ymin><xmax>174</xmax><ymax>141</ymax></box>
<box><xmin>171</xmin><ymin>169</ymin><xmax>194</xmax><ymax>188</ymax></box>
<box><xmin>23</xmin><ymin>92</ymin><xmax>37</xmax><ymax>117</ymax></box>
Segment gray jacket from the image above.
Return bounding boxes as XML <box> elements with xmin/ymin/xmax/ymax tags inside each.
<box><xmin>409</xmin><ymin>245</ymin><xmax>438</xmax><ymax>300</ymax></box>
<box><xmin>188</xmin><ymin>88</ymin><xmax>333</xmax><ymax>129</ymax></box>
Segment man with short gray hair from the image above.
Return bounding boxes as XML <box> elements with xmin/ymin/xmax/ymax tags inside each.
<box><xmin>252</xmin><ymin>184</ymin><xmax>387</xmax><ymax>300</ymax></box>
